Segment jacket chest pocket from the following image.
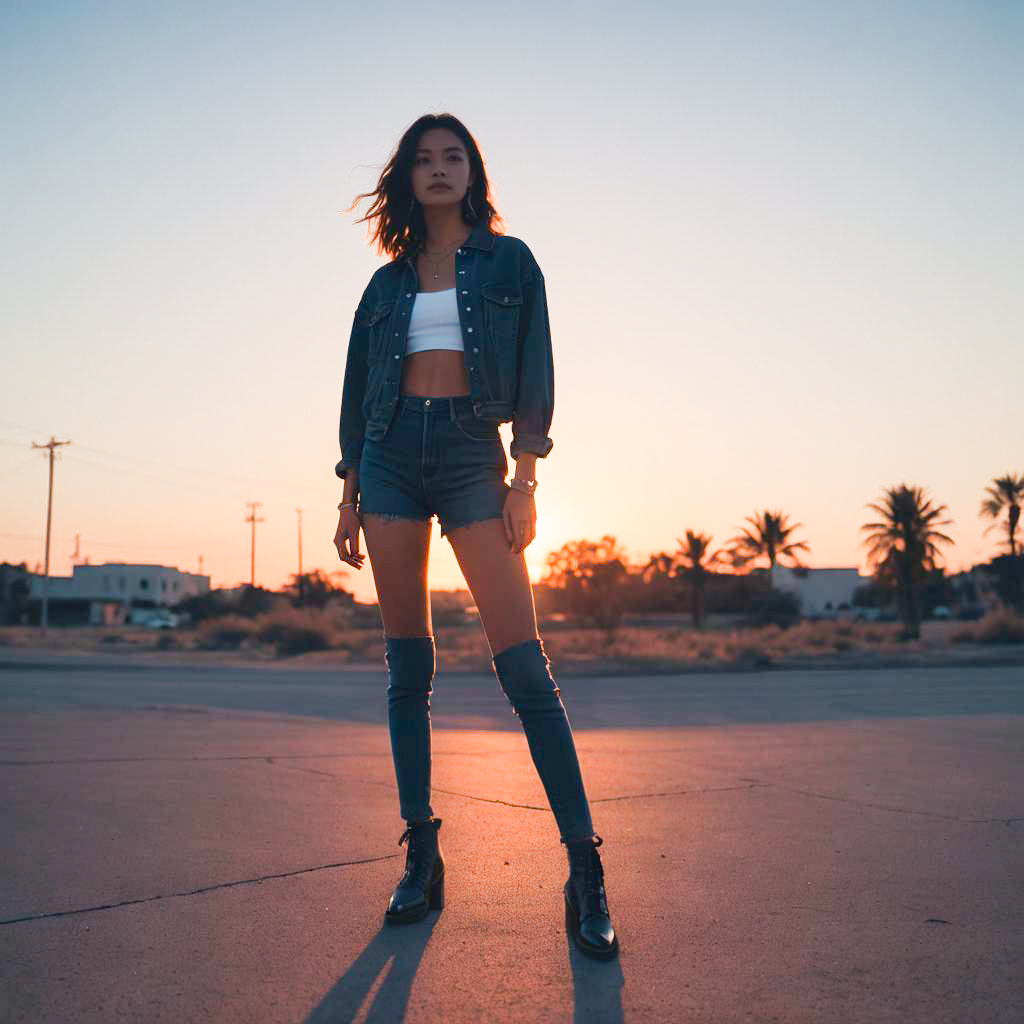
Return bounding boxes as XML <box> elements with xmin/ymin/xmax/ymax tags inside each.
<box><xmin>480</xmin><ymin>283</ymin><xmax>522</xmax><ymax>343</ymax></box>
<box><xmin>363</xmin><ymin>301</ymin><xmax>396</xmax><ymax>361</ymax></box>
<box><xmin>480</xmin><ymin>283</ymin><xmax>522</xmax><ymax>399</ymax></box>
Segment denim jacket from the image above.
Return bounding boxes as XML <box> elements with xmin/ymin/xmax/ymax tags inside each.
<box><xmin>335</xmin><ymin>220</ymin><xmax>554</xmax><ymax>480</ymax></box>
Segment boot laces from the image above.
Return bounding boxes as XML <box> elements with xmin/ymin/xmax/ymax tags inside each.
<box><xmin>568</xmin><ymin>835</ymin><xmax>609</xmax><ymax>917</ymax></box>
<box><xmin>397</xmin><ymin>822</ymin><xmax>434</xmax><ymax>887</ymax></box>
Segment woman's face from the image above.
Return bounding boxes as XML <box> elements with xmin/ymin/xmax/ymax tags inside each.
<box><xmin>410</xmin><ymin>127</ymin><xmax>474</xmax><ymax>210</ymax></box>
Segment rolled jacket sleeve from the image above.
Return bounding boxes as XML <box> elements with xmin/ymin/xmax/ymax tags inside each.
<box><xmin>335</xmin><ymin>298</ymin><xmax>371</xmax><ymax>480</ymax></box>
<box><xmin>509</xmin><ymin>268</ymin><xmax>555</xmax><ymax>461</ymax></box>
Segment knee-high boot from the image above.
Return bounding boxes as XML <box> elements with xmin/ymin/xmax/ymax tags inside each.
<box><xmin>491</xmin><ymin>637</ymin><xmax>595</xmax><ymax>845</ymax></box>
<box><xmin>384</xmin><ymin>634</ymin><xmax>436</xmax><ymax>826</ymax></box>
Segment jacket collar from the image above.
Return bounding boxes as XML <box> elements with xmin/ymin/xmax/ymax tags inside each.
<box><xmin>462</xmin><ymin>220</ymin><xmax>496</xmax><ymax>251</ymax></box>
<box><xmin>404</xmin><ymin>220</ymin><xmax>494</xmax><ymax>264</ymax></box>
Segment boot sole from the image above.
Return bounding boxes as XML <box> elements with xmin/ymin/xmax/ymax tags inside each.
<box><xmin>564</xmin><ymin>888</ymin><xmax>620</xmax><ymax>960</ymax></box>
<box><xmin>384</xmin><ymin>868</ymin><xmax>444</xmax><ymax>925</ymax></box>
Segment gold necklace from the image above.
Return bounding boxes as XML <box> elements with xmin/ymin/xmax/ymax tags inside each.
<box><xmin>420</xmin><ymin>233</ymin><xmax>470</xmax><ymax>281</ymax></box>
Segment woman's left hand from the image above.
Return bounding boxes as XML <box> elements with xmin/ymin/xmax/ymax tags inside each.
<box><xmin>503</xmin><ymin>489</ymin><xmax>536</xmax><ymax>553</ymax></box>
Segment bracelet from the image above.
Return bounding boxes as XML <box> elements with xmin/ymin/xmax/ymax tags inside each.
<box><xmin>509</xmin><ymin>477</ymin><xmax>538</xmax><ymax>496</ymax></box>
<box><xmin>338</xmin><ymin>501</ymin><xmax>359</xmax><ymax>512</ymax></box>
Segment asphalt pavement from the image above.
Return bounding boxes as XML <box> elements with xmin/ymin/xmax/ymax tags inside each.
<box><xmin>1</xmin><ymin>651</ymin><xmax>1022</xmax><ymax>1023</ymax></box>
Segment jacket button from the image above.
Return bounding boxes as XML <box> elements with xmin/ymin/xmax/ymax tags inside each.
<box><xmin>503</xmin><ymin>297</ymin><xmax>509</xmax><ymax>303</ymax></box>
<box><xmin>456</xmin><ymin>249</ymin><xmax>462</xmax><ymax>254</ymax></box>
<box><xmin>394</xmin><ymin>354</ymin><xmax>400</xmax><ymax>359</ymax></box>
<box><xmin>405</xmin><ymin>293</ymin><xmax>412</xmax><ymax>298</ymax></box>
<box><xmin>461</xmin><ymin>290</ymin><xmax>468</xmax><ymax>295</ymax></box>
<box><xmin>465</xmin><ymin>306</ymin><xmax>471</xmax><ymax>312</ymax></box>
<box><xmin>473</xmin><ymin>346</ymin><xmax>479</xmax><ymax>352</ymax></box>
<box><xmin>467</xmin><ymin>327</ymin><xmax>473</xmax><ymax>332</ymax></box>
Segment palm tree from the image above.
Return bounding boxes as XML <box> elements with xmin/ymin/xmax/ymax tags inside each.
<box><xmin>674</xmin><ymin>531</ymin><xmax>725</xmax><ymax>627</ymax></box>
<box><xmin>980</xmin><ymin>473</ymin><xmax>1024</xmax><ymax>557</ymax></box>
<box><xmin>861</xmin><ymin>484</ymin><xmax>954</xmax><ymax>640</ymax></box>
<box><xmin>726</xmin><ymin>510</ymin><xmax>810</xmax><ymax>572</ymax></box>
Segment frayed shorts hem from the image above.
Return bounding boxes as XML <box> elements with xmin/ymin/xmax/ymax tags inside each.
<box><xmin>361</xmin><ymin>509</ymin><xmax>505</xmax><ymax>541</ymax></box>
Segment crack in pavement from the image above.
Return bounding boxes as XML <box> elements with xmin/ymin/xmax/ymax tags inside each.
<box><xmin>267</xmin><ymin>757</ymin><xmax>763</xmax><ymax>810</ymax></box>
<box><xmin>0</xmin><ymin>853</ymin><xmax>402</xmax><ymax>927</ymax></box>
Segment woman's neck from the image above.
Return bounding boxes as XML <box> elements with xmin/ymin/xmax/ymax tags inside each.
<box><xmin>421</xmin><ymin>208</ymin><xmax>472</xmax><ymax>252</ymax></box>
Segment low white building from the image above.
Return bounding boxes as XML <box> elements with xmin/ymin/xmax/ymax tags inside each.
<box><xmin>770</xmin><ymin>565</ymin><xmax>869</xmax><ymax>617</ymax></box>
<box><xmin>30</xmin><ymin>563</ymin><xmax>210</xmax><ymax>625</ymax></box>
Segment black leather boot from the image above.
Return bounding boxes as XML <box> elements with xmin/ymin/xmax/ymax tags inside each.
<box><xmin>385</xmin><ymin>816</ymin><xmax>445</xmax><ymax>925</ymax></box>
<box><xmin>563</xmin><ymin>834</ymin><xmax>619</xmax><ymax>959</ymax></box>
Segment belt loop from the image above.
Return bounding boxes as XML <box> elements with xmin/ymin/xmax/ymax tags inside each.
<box><xmin>448</xmin><ymin>396</ymin><xmax>456</xmax><ymax>421</ymax></box>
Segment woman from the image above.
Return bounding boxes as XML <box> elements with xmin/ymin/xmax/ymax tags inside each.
<box><xmin>333</xmin><ymin>113</ymin><xmax>618</xmax><ymax>960</ymax></box>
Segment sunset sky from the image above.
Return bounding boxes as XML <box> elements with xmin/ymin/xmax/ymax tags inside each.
<box><xmin>2</xmin><ymin>1</ymin><xmax>1021</xmax><ymax>606</ymax></box>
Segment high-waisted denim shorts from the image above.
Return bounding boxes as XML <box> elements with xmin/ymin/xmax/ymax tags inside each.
<box><xmin>358</xmin><ymin>394</ymin><xmax>512</xmax><ymax>539</ymax></box>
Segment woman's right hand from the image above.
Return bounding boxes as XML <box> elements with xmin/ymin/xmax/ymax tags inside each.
<box><xmin>334</xmin><ymin>505</ymin><xmax>366</xmax><ymax>569</ymax></box>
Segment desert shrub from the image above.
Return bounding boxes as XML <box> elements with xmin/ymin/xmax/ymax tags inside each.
<box><xmin>256</xmin><ymin>620</ymin><xmax>331</xmax><ymax>656</ymax></box>
<box><xmin>196</xmin><ymin>615</ymin><xmax>256</xmax><ymax>650</ymax></box>
<box><xmin>253</xmin><ymin>605</ymin><xmax>350</xmax><ymax>656</ymax></box>
<box><xmin>742</xmin><ymin>589</ymin><xmax>801</xmax><ymax>629</ymax></box>
<box><xmin>732</xmin><ymin>644</ymin><xmax>773</xmax><ymax>668</ymax></box>
<box><xmin>173</xmin><ymin>590</ymin><xmax>232</xmax><ymax>623</ymax></box>
<box><xmin>952</xmin><ymin>609</ymin><xmax>1024</xmax><ymax>646</ymax></box>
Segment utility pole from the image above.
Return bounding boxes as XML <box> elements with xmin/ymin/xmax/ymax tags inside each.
<box><xmin>245</xmin><ymin>502</ymin><xmax>264</xmax><ymax>587</ymax></box>
<box><xmin>296</xmin><ymin>508</ymin><xmax>303</xmax><ymax>602</ymax></box>
<box><xmin>31</xmin><ymin>436</ymin><xmax>71</xmax><ymax>632</ymax></box>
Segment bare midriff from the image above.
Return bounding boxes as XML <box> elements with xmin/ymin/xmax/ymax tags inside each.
<box><xmin>400</xmin><ymin>349</ymin><xmax>470</xmax><ymax>398</ymax></box>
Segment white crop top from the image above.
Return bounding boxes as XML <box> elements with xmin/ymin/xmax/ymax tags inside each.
<box><xmin>405</xmin><ymin>287</ymin><xmax>464</xmax><ymax>355</ymax></box>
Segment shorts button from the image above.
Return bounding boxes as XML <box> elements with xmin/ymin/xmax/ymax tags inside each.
<box><xmin>425</xmin><ymin>399</ymin><xmax>431</xmax><ymax>406</ymax></box>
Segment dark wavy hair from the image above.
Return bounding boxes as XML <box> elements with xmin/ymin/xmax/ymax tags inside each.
<box><xmin>347</xmin><ymin>113</ymin><xmax>505</xmax><ymax>263</ymax></box>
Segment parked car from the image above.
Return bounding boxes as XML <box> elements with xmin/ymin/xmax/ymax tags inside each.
<box><xmin>133</xmin><ymin>610</ymin><xmax>179</xmax><ymax>629</ymax></box>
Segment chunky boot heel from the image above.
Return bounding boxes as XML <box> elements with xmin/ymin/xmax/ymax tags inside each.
<box><xmin>563</xmin><ymin>834</ymin><xmax>620</xmax><ymax>960</ymax></box>
<box><xmin>385</xmin><ymin>816</ymin><xmax>445</xmax><ymax>925</ymax></box>
<box><xmin>428</xmin><ymin>869</ymin><xmax>444</xmax><ymax>910</ymax></box>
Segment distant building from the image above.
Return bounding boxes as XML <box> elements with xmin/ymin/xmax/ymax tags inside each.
<box><xmin>27</xmin><ymin>563</ymin><xmax>210</xmax><ymax>626</ymax></box>
<box><xmin>770</xmin><ymin>565</ymin><xmax>869</xmax><ymax>617</ymax></box>
<box><xmin>0</xmin><ymin>562</ymin><xmax>33</xmax><ymax>624</ymax></box>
